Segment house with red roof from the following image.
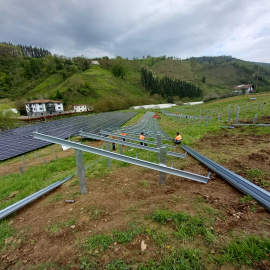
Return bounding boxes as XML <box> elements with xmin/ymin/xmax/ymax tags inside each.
<box><xmin>25</xmin><ymin>100</ymin><xmax>64</xmax><ymax>117</ymax></box>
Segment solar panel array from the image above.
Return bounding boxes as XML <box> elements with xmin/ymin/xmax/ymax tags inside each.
<box><xmin>110</xmin><ymin>111</ymin><xmax>173</xmax><ymax>141</ymax></box>
<box><xmin>0</xmin><ymin>111</ymin><xmax>137</xmax><ymax>161</ymax></box>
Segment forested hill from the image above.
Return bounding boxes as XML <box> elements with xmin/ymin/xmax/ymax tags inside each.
<box><xmin>1</xmin><ymin>42</ymin><xmax>270</xmax><ymax>112</ymax></box>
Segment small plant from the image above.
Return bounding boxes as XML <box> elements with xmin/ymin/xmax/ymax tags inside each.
<box><xmin>240</xmin><ymin>195</ymin><xmax>253</xmax><ymax>203</ymax></box>
<box><xmin>83</xmin><ymin>234</ymin><xmax>114</xmax><ymax>252</ymax></box>
<box><xmin>105</xmin><ymin>259</ymin><xmax>130</xmax><ymax>270</ymax></box>
<box><xmin>0</xmin><ymin>220</ymin><xmax>14</xmax><ymax>250</ymax></box>
<box><xmin>247</xmin><ymin>168</ymin><xmax>269</xmax><ymax>187</ymax></box>
<box><xmin>113</xmin><ymin>226</ymin><xmax>141</xmax><ymax>244</ymax></box>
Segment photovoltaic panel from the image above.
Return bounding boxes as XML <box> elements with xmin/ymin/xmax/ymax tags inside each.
<box><xmin>0</xmin><ymin>112</ymin><xmax>137</xmax><ymax>161</ymax></box>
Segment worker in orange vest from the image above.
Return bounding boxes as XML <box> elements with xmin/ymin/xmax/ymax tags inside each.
<box><xmin>173</xmin><ymin>132</ymin><xmax>182</xmax><ymax>145</ymax></box>
<box><xmin>120</xmin><ymin>132</ymin><xmax>126</xmax><ymax>148</ymax></box>
<box><xmin>140</xmin><ymin>132</ymin><xmax>147</xmax><ymax>146</ymax></box>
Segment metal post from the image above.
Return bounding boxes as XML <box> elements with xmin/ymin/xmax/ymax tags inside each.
<box><xmin>159</xmin><ymin>146</ymin><xmax>167</xmax><ymax>185</ymax></box>
<box><xmin>75</xmin><ymin>149</ymin><xmax>87</xmax><ymax>194</ymax></box>
<box><xmin>105</xmin><ymin>141</ymin><xmax>111</xmax><ymax>167</ymax></box>
<box><xmin>228</xmin><ymin>111</ymin><xmax>231</xmax><ymax>122</ymax></box>
<box><xmin>227</xmin><ymin>104</ymin><xmax>231</xmax><ymax>112</ymax></box>
<box><xmin>22</xmin><ymin>155</ymin><xmax>26</xmax><ymax>169</ymax></box>
<box><xmin>43</xmin><ymin>159</ymin><xmax>46</xmax><ymax>164</ymax></box>
<box><xmin>36</xmin><ymin>152</ymin><xmax>39</xmax><ymax>160</ymax></box>
<box><xmin>19</xmin><ymin>166</ymin><xmax>24</xmax><ymax>174</ymax></box>
<box><xmin>206</xmin><ymin>114</ymin><xmax>209</xmax><ymax>127</ymax></box>
<box><xmin>156</xmin><ymin>134</ymin><xmax>161</xmax><ymax>161</ymax></box>
<box><xmin>235</xmin><ymin>107</ymin><xmax>240</xmax><ymax>123</ymax></box>
<box><xmin>253</xmin><ymin>114</ymin><xmax>258</xmax><ymax>124</ymax></box>
<box><xmin>263</xmin><ymin>103</ymin><xmax>265</xmax><ymax>109</ymax></box>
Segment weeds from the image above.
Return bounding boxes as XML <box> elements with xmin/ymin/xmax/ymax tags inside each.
<box><xmin>214</xmin><ymin>235</ymin><xmax>270</xmax><ymax>267</ymax></box>
<box><xmin>151</xmin><ymin>209</ymin><xmax>215</xmax><ymax>242</ymax></box>
<box><xmin>0</xmin><ymin>220</ymin><xmax>14</xmax><ymax>250</ymax></box>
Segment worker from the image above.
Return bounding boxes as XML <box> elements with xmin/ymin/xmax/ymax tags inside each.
<box><xmin>173</xmin><ymin>132</ymin><xmax>182</xmax><ymax>145</ymax></box>
<box><xmin>120</xmin><ymin>132</ymin><xmax>126</xmax><ymax>148</ymax></box>
<box><xmin>140</xmin><ymin>132</ymin><xmax>147</xmax><ymax>146</ymax></box>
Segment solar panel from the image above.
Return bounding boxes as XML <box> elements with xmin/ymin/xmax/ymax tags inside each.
<box><xmin>0</xmin><ymin>112</ymin><xmax>137</xmax><ymax>161</ymax></box>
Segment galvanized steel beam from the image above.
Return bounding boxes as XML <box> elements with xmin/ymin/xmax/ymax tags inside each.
<box><xmin>79</xmin><ymin>131</ymin><xmax>186</xmax><ymax>159</ymax></box>
<box><xmin>34</xmin><ymin>132</ymin><xmax>209</xmax><ymax>183</ymax></box>
<box><xmin>181</xmin><ymin>145</ymin><xmax>270</xmax><ymax>212</ymax></box>
<box><xmin>0</xmin><ymin>175</ymin><xmax>72</xmax><ymax>220</ymax></box>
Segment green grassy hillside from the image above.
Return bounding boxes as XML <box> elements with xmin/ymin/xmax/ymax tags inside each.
<box><xmin>1</xmin><ymin>43</ymin><xmax>270</xmax><ymax>112</ymax></box>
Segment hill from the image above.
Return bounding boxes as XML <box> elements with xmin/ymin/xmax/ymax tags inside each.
<box><xmin>1</xmin><ymin>43</ymin><xmax>270</xmax><ymax>112</ymax></box>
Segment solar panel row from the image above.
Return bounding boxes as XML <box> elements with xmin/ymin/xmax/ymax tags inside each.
<box><xmin>0</xmin><ymin>111</ymin><xmax>137</xmax><ymax>161</ymax></box>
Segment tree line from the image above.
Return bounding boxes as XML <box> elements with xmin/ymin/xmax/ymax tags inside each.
<box><xmin>1</xmin><ymin>42</ymin><xmax>51</xmax><ymax>58</ymax></box>
<box><xmin>141</xmin><ymin>68</ymin><xmax>203</xmax><ymax>100</ymax></box>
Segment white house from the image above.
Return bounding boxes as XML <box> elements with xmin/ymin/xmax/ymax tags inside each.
<box><xmin>232</xmin><ymin>84</ymin><xmax>255</xmax><ymax>95</ymax></box>
<box><xmin>74</xmin><ymin>104</ymin><xmax>87</xmax><ymax>112</ymax></box>
<box><xmin>25</xmin><ymin>100</ymin><xmax>64</xmax><ymax>117</ymax></box>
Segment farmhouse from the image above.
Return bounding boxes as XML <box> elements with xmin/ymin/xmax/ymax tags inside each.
<box><xmin>232</xmin><ymin>84</ymin><xmax>255</xmax><ymax>95</ymax></box>
<box><xmin>25</xmin><ymin>100</ymin><xmax>64</xmax><ymax>117</ymax></box>
<box><xmin>73</xmin><ymin>104</ymin><xmax>88</xmax><ymax>112</ymax></box>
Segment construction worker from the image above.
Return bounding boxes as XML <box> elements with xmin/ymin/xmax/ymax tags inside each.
<box><xmin>120</xmin><ymin>132</ymin><xmax>126</xmax><ymax>148</ymax></box>
<box><xmin>140</xmin><ymin>132</ymin><xmax>147</xmax><ymax>146</ymax></box>
<box><xmin>173</xmin><ymin>132</ymin><xmax>182</xmax><ymax>145</ymax></box>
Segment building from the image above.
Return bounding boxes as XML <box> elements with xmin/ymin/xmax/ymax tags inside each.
<box><xmin>74</xmin><ymin>104</ymin><xmax>87</xmax><ymax>112</ymax></box>
<box><xmin>232</xmin><ymin>84</ymin><xmax>255</xmax><ymax>95</ymax></box>
<box><xmin>25</xmin><ymin>100</ymin><xmax>64</xmax><ymax>117</ymax></box>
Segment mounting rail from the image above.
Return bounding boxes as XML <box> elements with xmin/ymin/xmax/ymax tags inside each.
<box><xmin>182</xmin><ymin>145</ymin><xmax>270</xmax><ymax>212</ymax></box>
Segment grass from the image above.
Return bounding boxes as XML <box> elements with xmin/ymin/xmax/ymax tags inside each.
<box><xmin>0</xmin><ymin>219</ymin><xmax>14</xmax><ymax>250</ymax></box>
<box><xmin>214</xmin><ymin>235</ymin><xmax>270</xmax><ymax>267</ymax></box>
<box><xmin>247</xmin><ymin>168</ymin><xmax>269</xmax><ymax>187</ymax></box>
<box><xmin>151</xmin><ymin>209</ymin><xmax>215</xmax><ymax>243</ymax></box>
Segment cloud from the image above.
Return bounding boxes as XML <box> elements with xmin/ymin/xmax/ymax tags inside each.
<box><xmin>1</xmin><ymin>0</ymin><xmax>270</xmax><ymax>62</ymax></box>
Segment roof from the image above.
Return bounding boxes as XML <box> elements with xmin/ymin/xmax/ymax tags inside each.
<box><xmin>129</xmin><ymin>104</ymin><xmax>177</xmax><ymax>110</ymax></box>
<box><xmin>73</xmin><ymin>104</ymin><xmax>87</xmax><ymax>106</ymax></box>
<box><xmin>25</xmin><ymin>100</ymin><xmax>63</xmax><ymax>104</ymax></box>
<box><xmin>232</xmin><ymin>84</ymin><xmax>254</xmax><ymax>90</ymax></box>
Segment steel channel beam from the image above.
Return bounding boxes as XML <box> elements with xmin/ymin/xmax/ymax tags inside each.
<box><xmin>0</xmin><ymin>175</ymin><xmax>72</xmax><ymax>220</ymax></box>
<box><xmin>100</xmin><ymin>130</ymin><xmax>175</xmax><ymax>149</ymax></box>
<box><xmin>79</xmin><ymin>131</ymin><xmax>186</xmax><ymax>159</ymax></box>
<box><xmin>34</xmin><ymin>132</ymin><xmax>209</xmax><ymax>183</ymax></box>
<box><xmin>181</xmin><ymin>145</ymin><xmax>270</xmax><ymax>211</ymax></box>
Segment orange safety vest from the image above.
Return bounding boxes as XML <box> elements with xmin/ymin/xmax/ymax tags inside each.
<box><xmin>140</xmin><ymin>134</ymin><xmax>145</xmax><ymax>140</ymax></box>
<box><xmin>121</xmin><ymin>133</ymin><xmax>126</xmax><ymax>136</ymax></box>
<box><xmin>175</xmin><ymin>134</ymin><xmax>182</xmax><ymax>141</ymax></box>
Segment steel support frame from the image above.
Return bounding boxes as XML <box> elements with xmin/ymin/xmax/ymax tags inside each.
<box><xmin>34</xmin><ymin>132</ymin><xmax>209</xmax><ymax>183</ymax></box>
<box><xmin>79</xmin><ymin>131</ymin><xmax>186</xmax><ymax>159</ymax></box>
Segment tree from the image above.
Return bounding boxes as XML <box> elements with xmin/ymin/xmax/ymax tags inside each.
<box><xmin>202</xmin><ymin>75</ymin><xmax>206</xmax><ymax>83</ymax></box>
<box><xmin>15</xmin><ymin>99</ymin><xmax>27</xmax><ymax>115</ymax></box>
<box><xmin>0</xmin><ymin>109</ymin><xmax>17</xmax><ymax>130</ymax></box>
<box><xmin>111</xmin><ymin>61</ymin><xmax>126</xmax><ymax>78</ymax></box>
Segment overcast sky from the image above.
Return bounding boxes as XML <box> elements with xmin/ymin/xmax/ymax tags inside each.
<box><xmin>1</xmin><ymin>0</ymin><xmax>270</xmax><ymax>62</ymax></box>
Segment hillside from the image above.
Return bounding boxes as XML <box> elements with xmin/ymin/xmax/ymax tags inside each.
<box><xmin>1</xmin><ymin>43</ymin><xmax>270</xmax><ymax>112</ymax></box>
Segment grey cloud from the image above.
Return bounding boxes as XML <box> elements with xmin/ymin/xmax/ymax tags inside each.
<box><xmin>1</xmin><ymin>0</ymin><xmax>270</xmax><ymax>62</ymax></box>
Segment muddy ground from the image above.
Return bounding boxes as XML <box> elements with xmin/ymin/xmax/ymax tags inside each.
<box><xmin>1</xmin><ymin>128</ymin><xmax>270</xmax><ymax>269</ymax></box>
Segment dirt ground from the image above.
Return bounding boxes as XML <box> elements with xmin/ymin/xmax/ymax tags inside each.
<box><xmin>1</xmin><ymin>129</ymin><xmax>270</xmax><ymax>269</ymax></box>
